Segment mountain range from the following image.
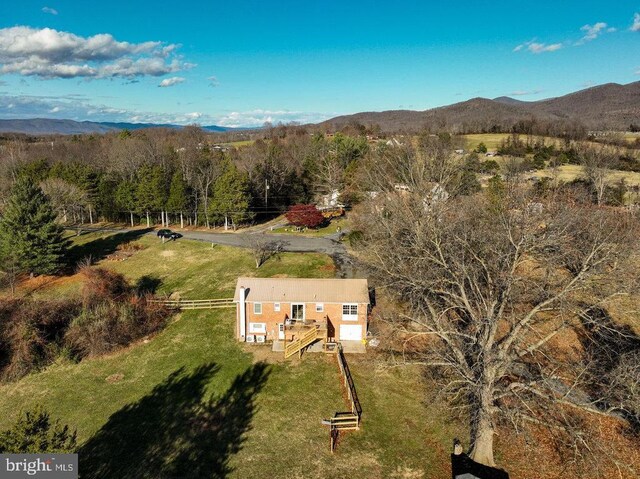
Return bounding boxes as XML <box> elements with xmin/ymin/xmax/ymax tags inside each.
<box><xmin>318</xmin><ymin>81</ymin><xmax>640</xmax><ymax>133</ymax></box>
<box><xmin>1</xmin><ymin>81</ymin><xmax>640</xmax><ymax>135</ymax></box>
<box><xmin>0</xmin><ymin>118</ymin><xmax>232</xmax><ymax>135</ymax></box>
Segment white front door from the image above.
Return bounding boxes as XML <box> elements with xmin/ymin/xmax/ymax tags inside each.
<box><xmin>339</xmin><ymin>324</ymin><xmax>363</xmax><ymax>341</ymax></box>
<box><xmin>278</xmin><ymin>323</ymin><xmax>285</xmax><ymax>340</ymax></box>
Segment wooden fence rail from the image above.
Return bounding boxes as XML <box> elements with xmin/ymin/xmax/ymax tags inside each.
<box><xmin>336</xmin><ymin>343</ymin><xmax>362</xmax><ymax>419</ymax></box>
<box><xmin>149</xmin><ymin>298</ymin><xmax>235</xmax><ymax>310</ymax></box>
<box><xmin>323</xmin><ymin>344</ymin><xmax>363</xmax><ymax>453</ymax></box>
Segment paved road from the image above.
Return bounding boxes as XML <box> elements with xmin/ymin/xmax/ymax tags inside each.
<box><xmin>182</xmin><ymin>230</ymin><xmax>345</xmax><ymax>255</ymax></box>
<box><xmin>74</xmin><ymin>225</ymin><xmax>345</xmax><ymax>255</ymax></box>
<box><xmin>74</xmin><ymin>225</ymin><xmax>360</xmax><ymax>277</ymax></box>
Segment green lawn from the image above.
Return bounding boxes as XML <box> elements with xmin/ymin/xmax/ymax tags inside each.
<box><xmin>0</xmin><ymin>234</ymin><xmax>455</xmax><ymax>478</ymax></box>
<box><xmin>462</xmin><ymin>133</ymin><xmax>562</xmax><ymax>151</ymax></box>
<box><xmin>272</xmin><ymin>217</ymin><xmax>349</xmax><ymax>237</ymax></box>
<box><xmin>18</xmin><ymin>232</ymin><xmax>335</xmax><ymax>300</ymax></box>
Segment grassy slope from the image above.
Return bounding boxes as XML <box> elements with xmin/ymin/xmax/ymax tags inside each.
<box><xmin>0</xmin><ymin>233</ymin><xmax>454</xmax><ymax>478</ymax></box>
<box><xmin>272</xmin><ymin>217</ymin><xmax>349</xmax><ymax>237</ymax></box>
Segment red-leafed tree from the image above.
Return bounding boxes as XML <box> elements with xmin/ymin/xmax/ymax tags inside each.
<box><xmin>285</xmin><ymin>204</ymin><xmax>325</xmax><ymax>228</ymax></box>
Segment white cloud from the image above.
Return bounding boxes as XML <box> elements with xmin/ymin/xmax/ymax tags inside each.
<box><xmin>0</xmin><ymin>26</ymin><xmax>194</xmax><ymax>79</ymax></box>
<box><xmin>576</xmin><ymin>22</ymin><xmax>615</xmax><ymax>44</ymax></box>
<box><xmin>514</xmin><ymin>40</ymin><xmax>563</xmax><ymax>54</ymax></box>
<box><xmin>214</xmin><ymin>109</ymin><xmax>331</xmax><ymax>128</ymax></box>
<box><xmin>509</xmin><ymin>89</ymin><xmax>543</xmax><ymax>96</ymax></box>
<box><xmin>516</xmin><ymin>21</ymin><xmax>617</xmax><ymax>54</ymax></box>
<box><xmin>207</xmin><ymin>75</ymin><xmax>219</xmax><ymax>87</ymax></box>
<box><xmin>42</xmin><ymin>6</ymin><xmax>58</xmax><ymax>15</ymax></box>
<box><xmin>527</xmin><ymin>42</ymin><xmax>563</xmax><ymax>54</ymax></box>
<box><xmin>158</xmin><ymin>76</ymin><xmax>185</xmax><ymax>87</ymax></box>
<box><xmin>0</xmin><ymin>94</ymin><xmax>332</xmax><ymax>127</ymax></box>
<box><xmin>632</xmin><ymin>13</ymin><xmax>640</xmax><ymax>31</ymax></box>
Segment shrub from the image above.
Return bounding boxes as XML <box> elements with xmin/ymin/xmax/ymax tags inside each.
<box><xmin>79</xmin><ymin>266</ymin><xmax>131</xmax><ymax>306</ymax></box>
<box><xmin>0</xmin><ymin>299</ymin><xmax>80</xmax><ymax>382</ymax></box>
<box><xmin>66</xmin><ymin>270</ymin><xmax>171</xmax><ymax>358</ymax></box>
<box><xmin>345</xmin><ymin>230</ymin><xmax>364</xmax><ymax>246</ymax></box>
<box><xmin>0</xmin><ymin>268</ymin><xmax>173</xmax><ymax>381</ymax></box>
<box><xmin>0</xmin><ymin>406</ymin><xmax>76</xmax><ymax>453</ymax></box>
<box><xmin>66</xmin><ymin>300</ymin><xmax>170</xmax><ymax>359</ymax></box>
<box><xmin>285</xmin><ymin>204</ymin><xmax>325</xmax><ymax>228</ymax></box>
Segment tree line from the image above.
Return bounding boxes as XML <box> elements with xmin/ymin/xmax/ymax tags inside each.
<box><xmin>0</xmin><ymin>126</ymin><xmax>370</xmax><ymax>230</ymax></box>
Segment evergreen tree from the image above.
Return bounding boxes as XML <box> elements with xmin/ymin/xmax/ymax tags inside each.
<box><xmin>0</xmin><ymin>406</ymin><xmax>77</xmax><ymax>453</ymax></box>
<box><xmin>458</xmin><ymin>169</ymin><xmax>482</xmax><ymax>196</ymax></box>
<box><xmin>136</xmin><ymin>165</ymin><xmax>166</xmax><ymax>227</ymax></box>
<box><xmin>208</xmin><ymin>159</ymin><xmax>253</xmax><ymax>230</ymax></box>
<box><xmin>96</xmin><ymin>176</ymin><xmax>119</xmax><ymax>221</ymax></box>
<box><xmin>115</xmin><ymin>180</ymin><xmax>137</xmax><ymax>227</ymax></box>
<box><xmin>166</xmin><ymin>170</ymin><xmax>189</xmax><ymax>228</ymax></box>
<box><xmin>0</xmin><ymin>178</ymin><xmax>68</xmax><ymax>276</ymax></box>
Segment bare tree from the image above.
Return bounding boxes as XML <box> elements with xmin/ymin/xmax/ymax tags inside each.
<box><xmin>40</xmin><ymin>178</ymin><xmax>89</xmax><ymax>223</ymax></box>
<box><xmin>355</xmin><ymin>186</ymin><xmax>639</xmax><ymax>469</ymax></box>
<box><xmin>580</xmin><ymin>144</ymin><xmax>616</xmax><ymax>206</ymax></box>
<box><xmin>247</xmin><ymin>235</ymin><xmax>282</xmax><ymax>268</ymax></box>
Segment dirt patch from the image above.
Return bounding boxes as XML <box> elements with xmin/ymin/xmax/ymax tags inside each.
<box><xmin>105</xmin><ymin>373</ymin><xmax>124</xmax><ymax>383</ymax></box>
<box><xmin>243</xmin><ymin>344</ymin><xmax>288</xmax><ymax>364</ymax></box>
<box><xmin>160</xmin><ymin>250</ymin><xmax>176</xmax><ymax>258</ymax></box>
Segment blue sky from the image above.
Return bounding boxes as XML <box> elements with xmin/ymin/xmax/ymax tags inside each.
<box><xmin>0</xmin><ymin>0</ymin><xmax>639</xmax><ymax>127</ymax></box>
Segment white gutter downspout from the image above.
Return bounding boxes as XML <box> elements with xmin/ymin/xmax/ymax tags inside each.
<box><xmin>239</xmin><ymin>287</ymin><xmax>246</xmax><ymax>340</ymax></box>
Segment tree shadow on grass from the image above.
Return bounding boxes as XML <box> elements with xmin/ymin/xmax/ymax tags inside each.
<box><xmin>576</xmin><ymin>304</ymin><xmax>640</xmax><ymax>434</ymax></box>
<box><xmin>79</xmin><ymin>361</ymin><xmax>270</xmax><ymax>478</ymax></box>
<box><xmin>67</xmin><ymin>228</ymin><xmax>153</xmax><ymax>269</ymax></box>
<box><xmin>135</xmin><ymin>275</ymin><xmax>163</xmax><ymax>295</ymax></box>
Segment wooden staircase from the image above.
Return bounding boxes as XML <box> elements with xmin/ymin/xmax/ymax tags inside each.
<box><xmin>284</xmin><ymin>327</ymin><xmax>321</xmax><ymax>359</ymax></box>
<box><xmin>322</xmin><ymin>412</ymin><xmax>359</xmax><ymax>431</ymax></box>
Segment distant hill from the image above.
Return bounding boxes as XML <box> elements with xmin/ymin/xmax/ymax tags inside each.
<box><xmin>319</xmin><ymin>81</ymin><xmax>640</xmax><ymax>133</ymax></box>
<box><xmin>0</xmin><ymin>118</ymin><xmax>233</xmax><ymax>135</ymax></box>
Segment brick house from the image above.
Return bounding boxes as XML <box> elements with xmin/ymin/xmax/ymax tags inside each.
<box><xmin>234</xmin><ymin>277</ymin><xmax>370</xmax><ymax>346</ymax></box>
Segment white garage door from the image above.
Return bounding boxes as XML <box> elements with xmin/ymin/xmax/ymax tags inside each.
<box><xmin>339</xmin><ymin>324</ymin><xmax>363</xmax><ymax>341</ymax></box>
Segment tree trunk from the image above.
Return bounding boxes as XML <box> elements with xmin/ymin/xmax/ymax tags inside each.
<box><xmin>89</xmin><ymin>207</ymin><xmax>93</xmax><ymax>224</ymax></box>
<box><xmin>224</xmin><ymin>215</ymin><xmax>228</xmax><ymax>231</ymax></box>
<box><xmin>146</xmin><ymin>211</ymin><xmax>150</xmax><ymax>227</ymax></box>
<box><xmin>469</xmin><ymin>392</ymin><xmax>496</xmax><ymax>467</ymax></box>
<box><xmin>130</xmin><ymin>211</ymin><xmax>134</xmax><ymax>227</ymax></box>
<box><xmin>180</xmin><ymin>212</ymin><xmax>184</xmax><ymax>229</ymax></box>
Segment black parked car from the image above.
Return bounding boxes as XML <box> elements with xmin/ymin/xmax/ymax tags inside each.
<box><xmin>157</xmin><ymin>229</ymin><xmax>171</xmax><ymax>238</ymax></box>
<box><xmin>168</xmin><ymin>232</ymin><xmax>182</xmax><ymax>240</ymax></box>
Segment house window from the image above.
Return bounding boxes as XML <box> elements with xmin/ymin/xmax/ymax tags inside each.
<box><xmin>291</xmin><ymin>303</ymin><xmax>304</xmax><ymax>320</ymax></box>
<box><xmin>254</xmin><ymin>303</ymin><xmax>262</xmax><ymax>314</ymax></box>
<box><xmin>342</xmin><ymin>304</ymin><xmax>358</xmax><ymax>315</ymax></box>
<box><xmin>342</xmin><ymin>304</ymin><xmax>358</xmax><ymax>321</ymax></box>
<box><xmin>274</xmin><ymin>303</ymin><xmax>281</xmax><ymax>312</ymax></box>
<box><xmin>316</xmin><ymin>303</ymin><xmax>324</xmax><ymax>312</ymax></box>
<box><xmin>249</xmin><ymin>322</ymin><xmax>266</xmax><ymax>333</ymax></box>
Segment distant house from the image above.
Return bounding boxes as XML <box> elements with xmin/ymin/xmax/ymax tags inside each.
<box><xmin>234</xmin><ymin>277</ymin><xmax>370</xmax><ymax>345</ymax></box>
<box><xmin>318</xmin><ymin>189</ymin><xmax>344</xmax><ymax>209</ymax></box>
